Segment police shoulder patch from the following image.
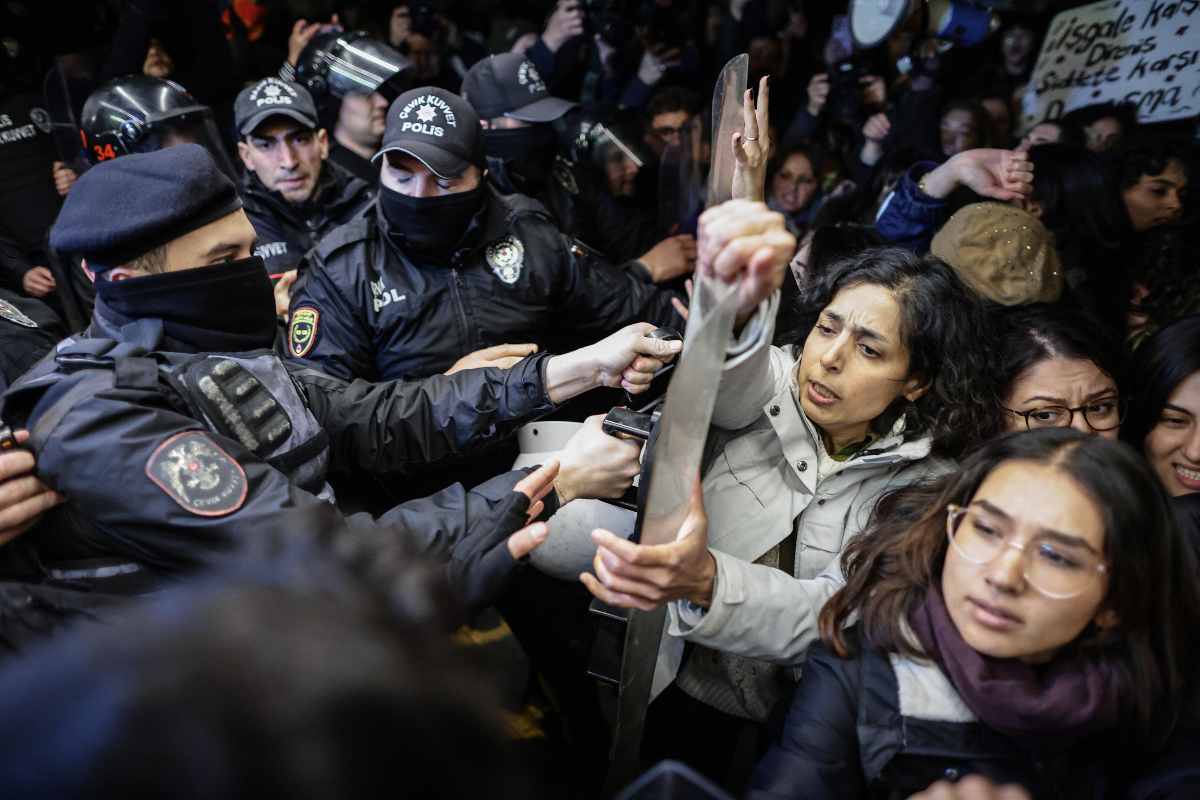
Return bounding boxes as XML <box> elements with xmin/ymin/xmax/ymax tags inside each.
<box><xmin>288</xmin><ymin>307</ymin><xmax>320</xmax><ymax>358</ymax></box>
<box><xmin>0</xmin><ymin>297</ymin><xmax>37</xmax><ymax>328</ymax></box>
<box><xmin>145</xmin><ymin>431</ymin><xmax>248</xmax><ymax>517</ymax></box>
<box><xmin>486</xmin><ymin>237</ymin><xmax>525</xmax><ymax>285</ymax></box>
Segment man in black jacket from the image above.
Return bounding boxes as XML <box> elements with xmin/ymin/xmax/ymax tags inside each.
<box><xmin>0</xmin><ymin>144</ymin><xmax>675</xmax><ymax>609</ymax></box>
<box><xmin>287</xmin><ymin>86</ymin><xmax>684</xmax><ymax>382</ymax></box>
<box><xmin>235</xmin><ymin>78</ymin><xmax>375</xmax><ymax>279</ymax></box>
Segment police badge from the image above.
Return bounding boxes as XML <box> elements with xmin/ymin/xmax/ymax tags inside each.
<box><xmin>486</xmin><ymin>237</ymin><xmax>525</xmax><ymax>285</ymax></box>
<box><xmin>288</xmin><ymin>307</ymin><xmax>320</xmax><ymax>357</ymax></box>
<box><xmin>145</xmin><ymin>431</ymin><xmax>248</xmax><ymax>516</ymax></box>
<box><xmin>0</xmin><ymin>297</ymin><xmax>38</xmax><ymax>328</ymax></box>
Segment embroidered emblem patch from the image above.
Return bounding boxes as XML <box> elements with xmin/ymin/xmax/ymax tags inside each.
<box><xmin>486</xmin><ymin>237</ymin><xmax>525</xmax><ymax>285</ymax></box>
<box><xmin>0</xmin><ymin>297</ymin><xmax>37</xmax><ymax>328</ymax></box>
<box><xmin>395</xmin><ymin>93</ymin><xmax>458</xmax><ymax>139</ymax></box>
<box><xmin>288</xmin><ymin>307</ymin><xmax>320</xmax><ymax>357</ymax></box>
<box><xmin>145</xmin><ymin>431</ymin><xmax>248</xmax><ymax>516</ymax></box>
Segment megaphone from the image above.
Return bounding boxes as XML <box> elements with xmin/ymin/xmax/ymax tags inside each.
<box><xmin>849</xmin><ymin>0</ymin><xmax>1000</xmax><ymax>50</ymax></box>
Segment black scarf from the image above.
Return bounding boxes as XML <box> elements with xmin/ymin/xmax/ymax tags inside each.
<box><xmin>95</xmin><ymin>257</ymin><xmax>277</xmax><ymax>353</ymax></box>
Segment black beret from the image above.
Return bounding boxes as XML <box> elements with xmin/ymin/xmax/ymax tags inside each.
<box><xmin>50</xmin><ymin>144</ymin><xmax>243</xmax><ymax>272</ymax></box>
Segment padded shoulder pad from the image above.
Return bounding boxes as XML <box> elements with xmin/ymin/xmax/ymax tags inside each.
<box><xmin>315</xmin><ymin>215</ymin><xmax>374</xmax><ymax>261</ymax></box>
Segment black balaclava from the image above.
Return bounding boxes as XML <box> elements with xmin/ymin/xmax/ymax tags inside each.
<box><xmin>378</xmin><ymin>183</ymin><xmax>486</xmax><ymax>264</ymax></box>
<box><xmin>96</xmin><ymin>257</ymin><xmax>277</xmax><ymax>353</ymax></box>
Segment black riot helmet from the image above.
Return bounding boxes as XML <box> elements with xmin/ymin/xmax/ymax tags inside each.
<box><xmin>295</xmin><ymin>30</ymin><xmax>413</xmax><ymax>102</ymax></box>
<box><xmin>80</xmin><ymin>75</ymin><xmax>237</xmax><ymax>178</ymax></box>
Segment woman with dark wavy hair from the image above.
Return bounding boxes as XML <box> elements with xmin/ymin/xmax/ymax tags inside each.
<box><xmin>750</xmin><ymin>429</ymin><xmax>1199</xmax><ymax>799</ymax></box>
<box><xmin>584</xmin><ymin>227</ymin><xmax>993</xmax><ymax>787</ymax></box>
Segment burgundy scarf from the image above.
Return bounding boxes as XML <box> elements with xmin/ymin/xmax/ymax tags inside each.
<box><xmin>909</xmin><ymin>586</ymin><xmax>1121</xmax><ymax>741</ymax></box>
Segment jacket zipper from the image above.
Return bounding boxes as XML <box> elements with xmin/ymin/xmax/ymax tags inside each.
<box><xmin>447</xmin><ymin>259</ymin><xmax>473</xmax><ymax>353</ymax></box>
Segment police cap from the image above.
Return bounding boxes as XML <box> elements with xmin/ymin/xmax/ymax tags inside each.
<box><xmin>50</xmin><ymin>144</ymin><xmax>243</xmax><ymax>272</ymax></box>
<box><xmin>373</xmin><ymin>87</ymin><xmax>484</xmax><ymax>180</ymax></box>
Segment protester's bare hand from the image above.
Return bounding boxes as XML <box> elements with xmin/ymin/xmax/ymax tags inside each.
<box><xmin>51</xmin><ymin>161</ymin><xmax>77</xmax><ymax>197</ymax></box>
<box><xmin>639</xmin><ymin>234</ymin><xmax>697</xmax><ymax>283</ymax></box>
<box><xmin>862</xmin><ymin>112</ymin><xmax>891</xmax><ymax>143</ymax></box>
<box><xmin>506</xmin><ymin>459</ymin><xmax>560</xmax><ymax>558</ymax></box>
<box><xmin>288</xmin><ymin>19</ymin><xmax>322</xmax><ymax>66</ymax></box>
<box><xmin>0</xmin><ymin>431</ymin><xmax>64</xmax><ymax>547</ymax></box>
<box><xmin>954</xmin><ymin>149</ymin><xmax>1034</xmax><ymax>202</ymax></box>
<box><xmin>584</xmin><ymin>322</ymin><xmax>683</xmax><ymax>394</ymax></box>
<box><xmin>908</xmin><ymin>775</ymin><xmax>1031</xmax><ymax>800</ymax></box>
<box><xmin>22</xmin><ymin>266</ymin><xmax>55</xmax><ymax>298</ymax></box>
<box><xmin>445</xmin><ymin>343</ymin><xmax>539</xmax><ymax>375</ymax></box>
<box><xmin>806</xmin><ymin>73</ymin><xmax>829</xmax><ymax>116</ymax></box>
<box><xmin>732</xmin><ymin>76</ymin><xmax>771</xmax><ymax>202</ymax></box>
<box><xmin>637</xmin><ymin>45</ymin><xmax>682</xmax><ymax>85</ymax></box>
<box><xmin>554</xmin><ymin>415</ymin><xmax>642</xmax><ymax>505</ymax></box>
<box><xmin>670</xmin><ymin>278</ymin><xmax>694</xmax><ymax>321</ymax></box>
<box><xmin>273</xmin><ymin>270</ymin><xmax>297</xmax><ymax>319</ymax></box>
<box><xmin>580</xmin><ymin>476</ymin><xmax>714</xmax><ymax>609</ymax></box>
<box><xmin>543</xmin><ymin>0</ymin><xmax>585</xmax><ymax>52</ymax></box>
<box><xmin>860</xmin><ymin>74</ymin><xmax>887</xmax><ymax>108</ymax></box>
<box><xmin>697</xmin><ymin>200</ymin><xmax>794</xmax><ymax>322</ymax></box>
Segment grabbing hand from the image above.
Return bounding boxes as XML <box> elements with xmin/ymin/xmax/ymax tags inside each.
<box><xmin>543</xmin><ymin>0</ymin><xmax>585</xmax><ymax>52</ymax></box>
<box><xmin>555</xmin><ymin>415</ymin><xmax>642</xmax><ymax>504</ymax></box>
<box><xmin>697</xmin><ymin>200</ymin><xmax>795</xmax><ymax>323</ymax></box>
<box><xmin>732</xmin><ymin>76</ymin><xmax>771</xmax><ymax>202</ymax></box>
<box><xmin>639</xmin><ymin>234</ymin><xmax>697</xmax><ymax>283</ymax></box>
<box><xmin>273</xmin><ymin>269</ymin><xmax>297</xmax><ymax>319</ymax></box>
<box><xmin>0</xmin><ymin>431</ymin><xmax>65</xmax><ymax>547</ymax></box>
<box><xmin>806</xmin><ymin>73</ymin><xmax>830</xmax><ymax>116</ymax></box>
<box><xmin>445</xmin><ymin>343</ymin><xmax>539</xmax><ymax>375</ymax></box>
<box><xmin>580</xmin><ymin>475</ymin><xmax>714</xmax><ymax>610</ymax></box>
<box><xmin>22</xmin><ymin>266</ymin><xmax>55</xmax><ymax>298</ymax></box>
<box><xmin>583</xmin><ymin>322</ymin><xmax>683</xmax><ymax>395</ymax></box>
<box><xmin>51</xmin><ymin>162</ymin><xmax>77</xmax><ymax>197</ymax></box>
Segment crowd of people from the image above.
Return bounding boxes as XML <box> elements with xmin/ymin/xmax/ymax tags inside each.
<box><xmin>0</xmin><ymin>0</ymin><xmax>1198</xmax><ymax>798</ymax></box>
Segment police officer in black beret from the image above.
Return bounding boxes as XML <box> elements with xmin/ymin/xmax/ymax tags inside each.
<box><xmin>287</xmin><ymin>85</ymin><xmax>684</xmax><ymax>383</ymax></box>
<box><xmin>0</xmin><ymin>144</ymin><xmax>677</xmax><ymax>608</ymax></box>
<box><xmin>234</xmin><ymin>78</ymin><xmax>374</xmax><ymax>280</ymax></box>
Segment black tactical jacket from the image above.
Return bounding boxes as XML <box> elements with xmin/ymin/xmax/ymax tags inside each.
<box><xmin>286</xmin><ymin>187</ymin><xmax>681</xmax><ymax>381</ymax></box>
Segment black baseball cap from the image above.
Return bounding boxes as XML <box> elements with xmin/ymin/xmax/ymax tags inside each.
<box><xmin>234</xmin><ymin>78</ymin><xmax>320</xmax><ymax>137</ymax></box>
<box><xmin>462</xmin><ymin>53</ymin><xmax>577</xmax><ymax>123</ymax></box>
<box><xmin>372</xmin><ymin>87</ymin><xmax>485</xmax><ymax>179</ymax></box>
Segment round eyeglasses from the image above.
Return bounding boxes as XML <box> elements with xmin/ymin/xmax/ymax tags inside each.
<box><xmin>945</xmin><ymin>504</ymin><xmax>1107</xmax><ymax>599</ymax></box>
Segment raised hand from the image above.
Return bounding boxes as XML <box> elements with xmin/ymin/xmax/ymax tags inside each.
<box><xmin>542</xmin><ymin>0</ymin><xmax>585</xmax><ymax>52</ymax></box>
<box><xmin>732</xmin><ymin>76</ymin><xmax>771</xmax><ymax>202</ymax></box>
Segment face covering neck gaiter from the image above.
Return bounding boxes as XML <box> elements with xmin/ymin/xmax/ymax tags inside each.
<box><xmin>378</xmin><ymin>183</ymin><xmax>486</xmax><ymax>265</ymax></box>
<box><xmin>95</xmin><ymin>256</ymin><xmax>278</xmax><ymax>353</ymax></box>
<box><xmin>484</xmin><ymin>125</ymin><xmax>556</xmax><ymax>194</ymax></box>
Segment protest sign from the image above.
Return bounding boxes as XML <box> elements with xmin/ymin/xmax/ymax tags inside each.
<box><xmin>1020</xmin><ymin>0</ymin><xmax>1200</xmax><ymax>132</ymax></box>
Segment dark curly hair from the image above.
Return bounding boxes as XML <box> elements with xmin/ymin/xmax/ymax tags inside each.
<box><xmin>791</xmin><ymin>247</ymin><xmax>994</xmax><ymax>459</ymax></box>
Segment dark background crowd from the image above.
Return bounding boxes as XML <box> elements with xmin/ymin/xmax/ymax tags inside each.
<box><xmin>0</xmin><ymin>0</ymin><xmax>1199</xmax><ymax>798</ymax></box>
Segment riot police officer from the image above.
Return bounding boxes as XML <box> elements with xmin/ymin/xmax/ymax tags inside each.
<box><xmin>462</xmin><ymin>54</ymin><xmax>696</xmax><ymax>285</ymax></box>
<box><xmin>287</xmin><ymin>85</ymin><xmax>684</xmax><ymax>382</ymax></box>
<box><xmin>0</xmin><ymin>144</ymin><xmax>675</xmax><ymax>609</ymax></box>
<box><xmin>234</xmin><ymin>77</ymin><xmax>374</xmax><ymax>277</ymax></box>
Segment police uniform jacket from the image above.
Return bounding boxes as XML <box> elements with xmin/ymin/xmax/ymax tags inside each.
<box><xmin>242</xmin><ymin>160</ymin><xmax>374</xmax><ymax>275</ymax></box>
<box><xmin>287</xmin><ymin>187</ymin><xmax>681</xmax><ymax>381</ymax></box>
<box><xmin>0</xmin><ymin>300</ymin><xmax>560</xmax><ymax>597</ymax></box>
<box><xmin>0</xmin><ymin>288</ymin><xmax>64</xmax><ymax>392</ymax></box>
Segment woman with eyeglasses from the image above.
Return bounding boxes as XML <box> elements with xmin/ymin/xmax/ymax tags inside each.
<box><xmin>767</xmin><ymin>145</ymin><xmax>827</xmax><ymax>238</ymax></box>
<box><xmin>1122</xmin><ymin>315</ymin><xmax>1200</xmax><ymax>498</ymax></box>
<box><xmin>749</xmin><ymin>429</ymin><xmax>1199</xmax><ymax>799</ymax></box>
<box><xmin>988</xmin><ymin>304</ymin><xmax>1125</xmax><ymax>441</ymax></box>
